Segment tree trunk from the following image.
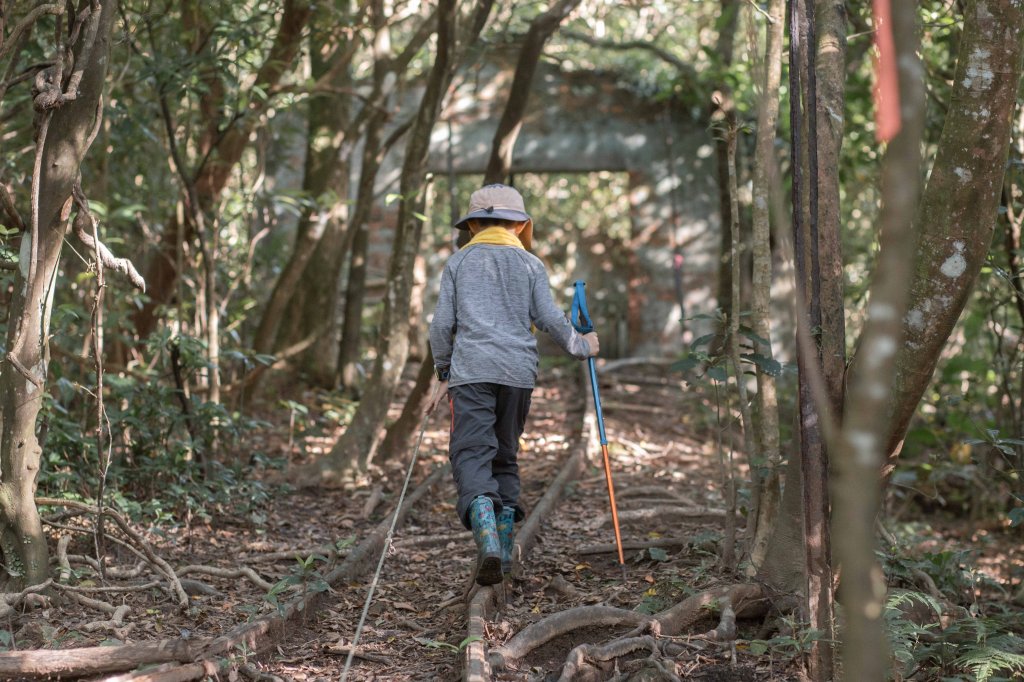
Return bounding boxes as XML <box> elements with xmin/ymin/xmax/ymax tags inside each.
<box><xmin>878</xmin><ymin>0</ymin><xmax>1024</xmax><ymax>470</ymax></box>
<box><xmin>337</xmin><ymin>101</ymin><xmax>394</xmax><ymax>397</ymax></box>
<box><xmin>481</xmin><ymin>0</ymin><xmax>583</xmax><ymax>184</ymax></box>
<box><xmin>302</xmin><ymin>0</ymin><xmax>461</xmax><ymax>482</ymax></box>
<box><xmin>377</xmin><ymin>355</ymin><xmax>435</xmax><ymax>463</ymax></box>
<box><xmin>252</xmin><ymin>1</ymin><xmax>357</xmax><ymax>360</ymax></box>
<box><xmin>711</xmin><ymin>0</ymin><xmax>741</xmax><ymax>346</ymax></box>
<box><xmin>133</xmin><ymin>0</ymin><xmax>312</xmax><ymax>341</ymax></box>
<box><xmin>789</xmin><ymin>3</ymin><xmax>837</xmax><ymax>678</ymax></box>
<box><xmin>758</xmin><ymin>0</ymin><xmax>1024</xmax><ymax>641</ymax></box>
<box><xmin>747</xmin><ymin>0</ymin><xmax>785</xmax><ymax>575</ymax></box>
<box><xmin>0</xmin><ymin>0</ymin><xmax>116</xmax><ymax>588</ymax></box>
<box><xmin>832</xmin><ymin>3</ymin><xmax>926</xmax><ymax>678</ymax></box>
<box><xmin>814</xmin><ymin>0</ymin><xmax>847</xmax><ymax>419</ymax></box>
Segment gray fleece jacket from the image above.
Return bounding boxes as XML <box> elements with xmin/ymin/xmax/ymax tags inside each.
<box><xmin>429</xmin><ymin>244</ymin><xmax>592</xmax><ymax>389</ymax></box>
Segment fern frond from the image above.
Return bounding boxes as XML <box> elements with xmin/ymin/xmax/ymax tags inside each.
<box><xmin>955</xmin><ymin>645</ymin><xmax>1024</xmax><ymax>682</ymax></box>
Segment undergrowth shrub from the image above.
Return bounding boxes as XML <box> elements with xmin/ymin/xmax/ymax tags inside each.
<box><xmin>39</xmin><ymin>332</ymin><xmax>284</xmax><ymax>527</ymax></box>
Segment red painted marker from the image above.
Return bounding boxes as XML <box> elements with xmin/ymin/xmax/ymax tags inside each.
<box><xmin>873</xmin><ymin>0</ymin><xmax>900</xmax><ymax>141</ymax></box>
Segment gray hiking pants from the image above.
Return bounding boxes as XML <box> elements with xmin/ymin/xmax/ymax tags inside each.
<box><xmin>448</xmin><ymin>383</ymin><xmax>531</xmax><ymax>529</ymax></box>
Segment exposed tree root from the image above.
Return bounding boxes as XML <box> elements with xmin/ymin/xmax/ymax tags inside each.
<box><xmin>489</xmin><ymin>606</ymin><xmax>656</xmax><ymax>671</ymax></box>
<box><xmin>558</xmin><ymin>635</ymin><xmax>661</xmax><ymax>682</ymax></box>
<box><xmin>0</xmin><ymin>640</ymin><xmax>198</xmax><ymax>679</ymax></box>
<box><xmin>0</xmin><ymin>579</ymin><xmax>52</xmax><ymax>619</ymax></box>
<box><xmin>361</xmin><ymin>484</ymin><xmax>384</xmax><ymax>518</ymax></box>
<box><xmin>2</xmin><ymin>466</ymin><xmax>448</xmax><ymax>679</ymax></box>
<box><xmin>176</xmin><ymin>564</ymin><xmax>274</xmax><ymax>592</ymax></box>
<box><xmin>655</xmin><ymin>582</ymin><xmax>767</xmax><ymax>635</ymax></box>
<box><xmin>486</xmin><ymin>583</ymin><xmax>770</xmax><ymax>678</ymax></box>
<box><xmin>592</xmin><ymin>505</ymin><xmax>728</xmax><ymax>527</ymax></box>
<box><xmin>37</xmin><ymin>497</ymin><xmax>190</xmax><ymax>608</ymax></box>
<box><xmin>465</xmin><ymin>586</ymin><xmax>498</xmax><ymax>681</ymax></box>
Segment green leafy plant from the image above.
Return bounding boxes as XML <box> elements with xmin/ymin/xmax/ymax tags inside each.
<box><xmin>414</xmin><ymin>635</ymin><xmax>482</xmax><ymax>654</ymax></box>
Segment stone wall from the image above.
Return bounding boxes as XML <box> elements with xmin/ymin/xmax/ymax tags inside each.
<box><xmin>367</xmin><ymin>48</ymin><xmax>723</xmax><ymax>357</ymax></box>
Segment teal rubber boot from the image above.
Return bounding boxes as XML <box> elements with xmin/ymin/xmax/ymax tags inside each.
<box><xmin>496</xmin><ymin>507</ymin><xmax>516</xmax><ymax>575</ymax></box>
<box><xmin>469</xmin><ymin>496</ymin><xmax>503</xmax><ymax>585</ymax></box>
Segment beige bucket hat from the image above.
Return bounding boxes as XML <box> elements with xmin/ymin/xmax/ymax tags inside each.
<box><xmin>454</xmin><ymin>183</ymin><xmax>533</xmax><ymax>250</ymax></box>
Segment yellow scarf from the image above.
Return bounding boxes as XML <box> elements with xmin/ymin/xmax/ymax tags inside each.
<box><xmin>465</xmin><ymin>226</ymin><xmax>535</xmax><ymax>333</ymax></box>
<box><xmin>467</xmin><ymin>227</ymin><xmax>525</xmax><ymax>249</ymax></box>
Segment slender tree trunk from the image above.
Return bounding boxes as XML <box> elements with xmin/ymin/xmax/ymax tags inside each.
<box><xmin>747</xmin><ymin>0</ymin><xmax>785</xmax><ymax>575</ymax></box>
<box><xmin>301</xmin><ymin>0</ymin><xmax>463</xmax><ymax>482</ymax></box>
<box><xmin>481</xmin><ymin>0</ymin><xmax>582</xmax><ymax>184</ymax></box>
<box><xmin>814</xmin><ymin>0</ymin><xmax>847</xmax><ymax>420</ymax></box>
<box><xmin>0</xmin><ymin>0</ymin><xmax>116</xmax><ymax>588</ymax></box>
<box><xmin>722</xmin><ymin>124</ymin><xmax>747</xmax><ymax>572</ymax></box>
<box><xmin>790</xmin><ymin>1</ymin><xmax>837</xmax><ymax>678</ymax></box>
<box><xmin>377</xmin><ymin>355</ymin><xmax>435</xmax><ymax>462</ymax></box>
<box><xmin>133</xmin><ymin>0</ymin><xmax>312</xmax><ymax>341</ymax></box>
<box><xmin>337</xmin><ymin>104</ymin><xmax>391</xmax><ymax>397</ymax></box>
<box><xmin>833</xmin><ymin>3</ymin><xmax>926</xmax><ymax>679</ymax></box>
<box><xmin>338</xmin><ymin>210</ymin><xmax>370</xmax><ymax>395</ymax></box>
<box><xmin>711</xmin><ymin>0</ymin><xmax>741</xmax><ymax>346</ymax></box>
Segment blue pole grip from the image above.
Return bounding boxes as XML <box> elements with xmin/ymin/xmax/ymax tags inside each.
<box><xmin>570</xmin><ymin>280</ymin><xmax>594</xmax><ymax>334</ymax></box>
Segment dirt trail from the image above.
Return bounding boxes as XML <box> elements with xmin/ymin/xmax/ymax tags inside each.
<box><xmin>5</xmin><ymin>362</ymin><xmax>798</xmax><ymax>680</ymax></box>
<box><xmin>252</xmin><ymin>361</ymin><xmax>791</xmax><ymax>680</ymax></box>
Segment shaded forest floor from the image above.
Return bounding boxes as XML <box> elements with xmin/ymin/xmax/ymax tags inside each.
<box><xmin>13</xmin><ymin>361</ymin><xmax>1024</xmax><ymax>680</ymax></box>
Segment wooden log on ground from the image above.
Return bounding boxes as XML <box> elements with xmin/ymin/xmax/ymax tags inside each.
<box><xmin>0</xmin><ymin>640</ymin><xmax>198</xmax><ymax>679</ymax></box>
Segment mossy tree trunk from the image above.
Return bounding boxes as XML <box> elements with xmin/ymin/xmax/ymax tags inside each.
<box><xmin>758</xmin><ymin>4</ymin><xmax>1024</xmax><ymax>677</ymax></box>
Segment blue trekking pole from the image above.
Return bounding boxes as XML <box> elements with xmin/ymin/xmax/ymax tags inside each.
<box><xmin>570</xmin><ymin>281</ymin><xmax>626</xmax><ymax>576</ymax></box>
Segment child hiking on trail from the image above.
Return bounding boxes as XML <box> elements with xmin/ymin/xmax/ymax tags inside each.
<box><xmin>427</xmin><ymin>183</ymin><xmax>600</xmax><ymax>586</ymax></box>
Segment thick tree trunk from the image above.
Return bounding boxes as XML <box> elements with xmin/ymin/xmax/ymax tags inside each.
<box><xmin>747</xmin><ymin>0</ymin><xmax>785</xmax><ymax>575</ymax></box>
<box><xmin>0</xmin><ymin>0</ymin><xmax>116</xmax><ymax>588</ymax></box>
<box><xmin>133</xmin><ymin>0</ymin><xmax>312</xmax><ymax>341</ymax></box>
<box><xmin>879</xmin><ymin>0</ymin><xmax>1024</xmax><ymax>469</ymax></box>
<box><xmin>832</xmin><ymin>4</ymin><xmax>926</xmax><ymax>678</ymax></box>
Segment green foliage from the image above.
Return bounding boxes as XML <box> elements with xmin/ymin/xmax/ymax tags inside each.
<box><xmin>745</xmin><ymin>619</ymin><xmax>828</xmax><ymax>663</ymax></box>
<box><xmin>414</xmin><ymin>635</ymin><xmax>481</xmax><ymax>654</ymax></box>
<box><xmin>880</xmin><ymin>523</ymin><xmax>1023</xmax><ymax>682</ymax></box>
<box><xmin>264</xmin><ymin>554</ymin><xmax>331</xmax><ymax>615</ymax></box>
<box><xmin>39</xmin><ymin>329</ymin><xmax>282</xmax><ymax>527</ymax></box>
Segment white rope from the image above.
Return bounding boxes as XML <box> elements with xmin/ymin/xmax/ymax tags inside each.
<box><xmin>340</xmin><ymin>383</ymin><xmax>442</xmax><ymax>681</ymax></box>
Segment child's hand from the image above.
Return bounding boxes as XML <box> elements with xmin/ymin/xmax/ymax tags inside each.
<box><xmin>427</xmin><ymin>380</ymin><xmax>449</xmax><ymax>413</ymax></box>
<box><xmin>583</xmin><ymin>332</ymin><xmax>600</xmax><ymax>357</ymax></box>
